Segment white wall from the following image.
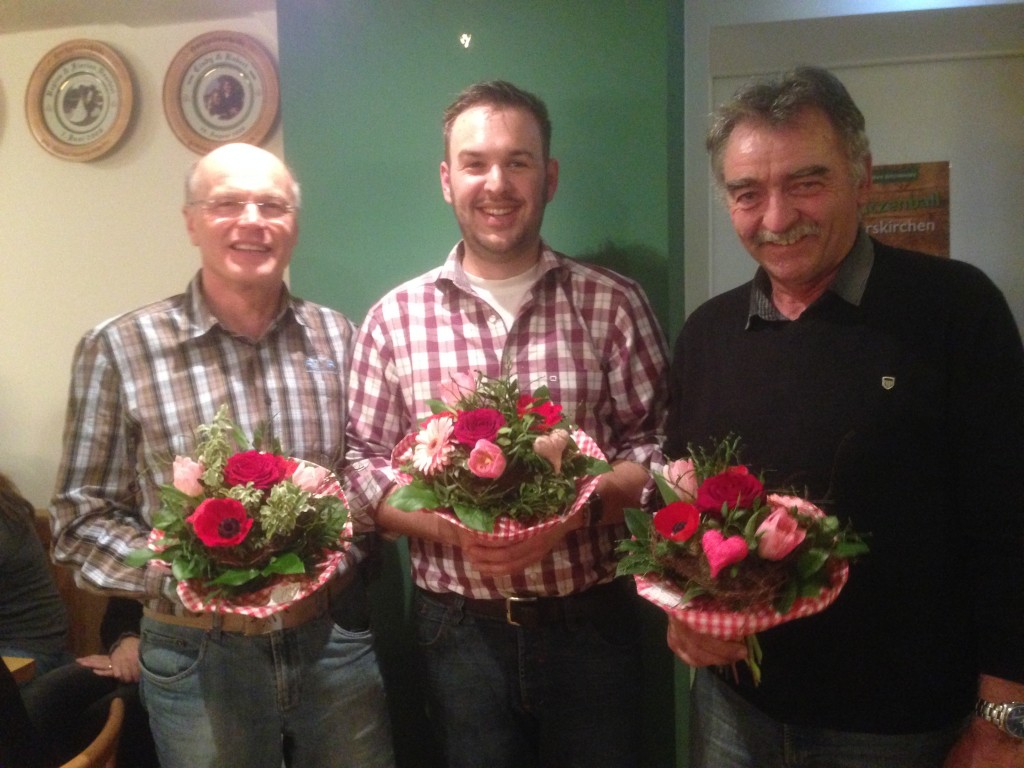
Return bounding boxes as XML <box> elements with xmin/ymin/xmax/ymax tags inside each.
<box><xmin>709</xmin><ymin>56</ymin><xmax>1024</xmax><ymax>329</ymax></box>
<box><xmin>682</xmin><ymin>0</ymin><xmax>1024</xmax><ymax>331</ymax></box>
<box><xmin>0</xmin><ymin>10</ymin><xmax>281</xmax><ymax>507</ymax></box>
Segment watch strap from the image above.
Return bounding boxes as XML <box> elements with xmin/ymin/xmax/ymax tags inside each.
<box><xmin>975</xmin><ymin>698</ymin><xmax>1024</xmax><ymax>739</ymax></box>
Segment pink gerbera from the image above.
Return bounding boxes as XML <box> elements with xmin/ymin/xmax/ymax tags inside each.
<box><xmin>413</xmin><ymin>415</ymin><xmax>456</xmax><ymax>476</ymax></box>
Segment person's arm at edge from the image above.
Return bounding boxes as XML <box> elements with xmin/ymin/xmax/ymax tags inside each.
<box><xmin>943</xmin><ymin>675</ymin><xmax>1024</xmax><ymax>767</ymax></box>
<box><xmin>49</xmin><ymin>331</ymin><xmax>165</xmax><ymax>599</ymax></box>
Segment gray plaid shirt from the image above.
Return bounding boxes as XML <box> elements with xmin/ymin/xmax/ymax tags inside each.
<box><xmin>50</xmin><ymin>274</ymin><xmax>354</xmax><ymax>600</ymax></box>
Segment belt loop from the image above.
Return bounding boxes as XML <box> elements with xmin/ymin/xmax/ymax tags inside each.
<box><xmin>211</xmin><ymin>612</ymin><xmax>224</xmax><ymax>641</ymax></box>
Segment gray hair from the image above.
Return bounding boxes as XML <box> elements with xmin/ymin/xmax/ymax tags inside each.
<box><xmin>706</xmin><ymin>66</ymin><xmax>871</xmax><ymax>188</ymax></box>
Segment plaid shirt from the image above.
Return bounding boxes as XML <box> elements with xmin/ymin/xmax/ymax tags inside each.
<box><xmin>345</xmin><ymin>243</ymin><xmax>668</xmax><ymax>598</ymax></box>
<box><xmin>50</xmin><ymin>275</ymin><xmax>354</xmax><ymax>601</ymax></box>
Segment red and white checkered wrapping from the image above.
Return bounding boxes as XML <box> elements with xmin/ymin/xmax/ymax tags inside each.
<box><xmin>147</xmin><ymin>464</ymin><xmax>353</xmax><ymax>618</ymax></box>
<box><xmin>393</xmin><ymin>428</ymin><xmax>606</xmax><ymax>542</ymax></box>
<box><xmin>635</xmin><ymin>560</ymin><xmax>849</xmax><ymax>639</ymax></box>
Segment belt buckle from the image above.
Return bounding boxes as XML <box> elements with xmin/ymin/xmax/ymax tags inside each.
<box><xmin>504</xmin><ymin>595</ymin><xmax>537</xmax><ymax>626</ymax></box>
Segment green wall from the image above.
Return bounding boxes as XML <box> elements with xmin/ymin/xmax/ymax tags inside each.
<box><xmin>277</xmin><ymin>0</ymin><xmax>683</xmax><ymax>331</ymax></box>
<box><xmin>277</xmin><ymin>2</ymin><xmax>686</xmax><ymax>766</ymax></box>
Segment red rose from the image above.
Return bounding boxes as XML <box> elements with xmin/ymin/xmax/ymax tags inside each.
<box><xmin>653</xmin><ymin>501</ymin><xmax>701</xmax><ymax>542</ymax></box>
<box><xmin>223</xmin><ymin>450</ymin><xmax>292</xmax><ymax>490</ymax></box>
<box><xmin>695</xmin><ymin>469</ymin><xmax>764</xmax><ymax>517</ymax></box>
<box><xmin>516</xmin><ymin>395</ymin><xmax>563</xmax><ymax>430</ymax></box>
<box><xmin>453</xmin><ymin>408</ymin><xmax>506</xmax><ymax>447</ymax></box>
<box><xmin>186</xmin><ymin>498</ymin><xmax>253</xmax><ymax>547</ymax></box>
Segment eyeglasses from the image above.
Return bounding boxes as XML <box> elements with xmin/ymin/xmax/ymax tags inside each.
<box><xmin>191</xmin><ymin>198</ymin><xmax>297</xmax><ymax>220</ymax></box>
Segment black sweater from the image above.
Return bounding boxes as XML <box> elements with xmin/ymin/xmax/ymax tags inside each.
<box><xmin>666</xmin><ymin>240</ymin><xmax>1024</xmax><ymax>733</ymax></box>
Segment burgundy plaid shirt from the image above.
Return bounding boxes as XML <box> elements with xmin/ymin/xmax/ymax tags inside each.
<box><xmin>345</xmin><ymin>243</ymin><xmax>668</xmax><ymax>598</ymax></box>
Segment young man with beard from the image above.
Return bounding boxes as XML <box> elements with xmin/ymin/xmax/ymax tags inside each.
<box><xmin>345</xmin><ymin>81</ymin><xmax>668</xmax><ymax>767</ymax></box>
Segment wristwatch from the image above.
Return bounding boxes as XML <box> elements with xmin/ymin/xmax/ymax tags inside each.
<box><xmin>975</xmin><ymin>698</ymin><xmax>1024</xmax><ymax>739</ymax></box>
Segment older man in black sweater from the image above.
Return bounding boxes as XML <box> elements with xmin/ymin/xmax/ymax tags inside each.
<box><xmin>666</xmin><ymin>66</ymin><xmax>1024</xmax><ymax>767</ymax></box>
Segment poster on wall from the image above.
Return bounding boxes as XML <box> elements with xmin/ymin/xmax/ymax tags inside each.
<box><xmin>862</xmin><ymin>161</ymin><xmax>950</xmax><ymax>258</ymax></box>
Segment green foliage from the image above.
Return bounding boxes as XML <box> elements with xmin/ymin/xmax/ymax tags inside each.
<box><xmin>393</xmin><ymin>372</ymin><xmax>610</xmax><ymax>533</ymax></box>
<box><xmin>126</xmin><ymin>405</ymin><xmax>349</xmax><ymax>600</ymax></box>
<box><xmin>616</xmin><ymin>435</ymin><xmax>869</xmax><ymax>615</ymax></box>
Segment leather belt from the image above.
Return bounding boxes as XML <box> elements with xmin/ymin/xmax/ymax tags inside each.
<box><xmin>419</xmin><ymin>580</ymin><xmax>625</xmax><ymax>629</ymax></box>
<box><xmin>144</xmin><ymin>569</ymin><xmax>354</xmax><ymax>636</ymax></box>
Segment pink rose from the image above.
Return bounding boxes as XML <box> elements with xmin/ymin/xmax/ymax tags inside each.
<box><xmin>663</xmin><ymin>458</ymin><xmax>698</xmax><ymax>502</ymax></box>
<box><xmin>533</xmin><ymin>429</ymin><xmax>570</xmax><ymax>474</ymax></box>
<box><xmin>439</xmin><ymin>371</ymin><xmax>478</xmax><ymax>407</ymax></box>
<box><xmin>453</xmin><ymin>408</ymin><xmax>506</xmax><ymax>447</ymax></box>
<box><xmin>766</xmin><ymin>494</ymin><xmax>825</xmax><ymax>521</ymax></box>
<box><xmin>756</xmin><ymin>507</ymin><xmax>807</xmax><ymax>560</ymax></box>
<box><xmin>172</xmin><ymin>456</ymin><xmax>205</xmax><ymax>496</ymax></box>
<box><xmin>467</xmin><ymin>439</ymin><xmax>507</xmax><ymax>479</ymax></box>
<box><xmin>695</xmin><ymin>468</ymin><xmax>764</xmax><ymax>516</ymax></box>
<box><xmin>223</xmin><ymin>450</ymin><xmax>293</xmax><ymax>490</ymax></box>
<box><xmin>187</xmin><ymin>497</ymin><xmax>253</xmax><ymax>547</ymax></box>
<box><xmin>291</xmin><ymin>462</ymin><xmax>331</xmax><ymax>493</ymax></box>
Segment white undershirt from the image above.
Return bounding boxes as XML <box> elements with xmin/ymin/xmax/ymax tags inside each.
<box><xmin>465</xmin><ymin>263</ymin><xmax>542</xmax><ymax>330</ymax></box>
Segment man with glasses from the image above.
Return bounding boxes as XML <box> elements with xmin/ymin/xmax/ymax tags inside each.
<box><xmin>50</xmin><ymin>143</ymin><xmax>395</xmax><ymax>768</ymax></box>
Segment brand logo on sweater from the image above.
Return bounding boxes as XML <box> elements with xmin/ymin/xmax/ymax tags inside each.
<box><xmin>881</xmin><ymin>376</ymin><xmax>895</xmax><ymax>390</ymax></box>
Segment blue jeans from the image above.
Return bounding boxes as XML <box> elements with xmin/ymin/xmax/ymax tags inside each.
<box><xmin>690</xmin><ymin>668</ymin><xmax>965</xmax><ymax>768</ymax></box>
<box><xmin>139</xmin><ymin>609</ymin><xmax>394</xmax><ymax>768</ymax></box>
<box><xmin>414</xmin><ymin>583</ymin><xmax>642</xmax><ymax>768</ymax></box>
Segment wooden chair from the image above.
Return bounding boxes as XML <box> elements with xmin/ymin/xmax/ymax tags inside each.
<box><xmin>35</xmin><ymin>510</ymin><xmax>109</xmax><ymax>657</ymax></box>
<box><xmin>60</xmin><ymin>697</ymin><xmax>124</xmax><ymax>768</ymax></box>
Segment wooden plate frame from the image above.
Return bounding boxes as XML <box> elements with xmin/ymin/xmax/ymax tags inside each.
<box><xmin>25</xmin><ymin>39</ymin><xmax>134</xmax><ymax>162</ymax></box>
<box><xmin>163</xmin><ymin>31</ymin><xmax>279</xmax><ymax>155</ymax></box>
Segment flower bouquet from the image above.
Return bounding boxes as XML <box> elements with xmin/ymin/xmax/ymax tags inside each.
<box><xmin>616</xmin><ymin>435</ymin><xmax>868</xmax><ymax>684</ymax></box>
<box><xmin>388</xmin><ymin>371</ymin><xmax>611</xmax><ymax>537</ymax></box>
<box><xmin>127</xmin><ymin>405</ymin><xmax>351</xmax><ymax>616</ymax></box>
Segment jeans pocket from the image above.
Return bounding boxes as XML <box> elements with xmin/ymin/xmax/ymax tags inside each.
<box><xmin>413</xmin><ymin>592</ymin><xmax>452</xmax><ymax>647</ymax></box>
<box><xmin>329</xmin><ymin>579</ymin><xmax>372</xmax><ymax>634</ymax></box>
<box><xmin>576</xmin><ymin>590</ymin><xmax>640</xmax><ymax>652</ymax></box>
<box><xmin>139</xmin><ymin>623</ymin><xmax>205</xmax><ymax>684</ymax></box>
<box><xmin>330</xmin><ymin>620</ymin><xmax>375</xmax><ymax>642</ymax></box>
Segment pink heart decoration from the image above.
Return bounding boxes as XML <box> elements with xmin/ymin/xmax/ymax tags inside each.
<box><xmin>701</xmin><ymin>530</ymin><xmax>749</xmax><ymax>579</ymax></box>
<box><xmin>532</xmin><ymin>429</ymin><xmax>570</xmax><ymax>475</ymax></box>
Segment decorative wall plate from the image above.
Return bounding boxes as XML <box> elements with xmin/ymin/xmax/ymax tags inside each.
<box><xmin>163</xmin><ymin>31</ymin><xmax>279</xmax><ymax>154</ymax></box>
<box><xmin>25</xmin><ymin>39</ymin><xmax>134</xmax><ymax>161</ymax></box>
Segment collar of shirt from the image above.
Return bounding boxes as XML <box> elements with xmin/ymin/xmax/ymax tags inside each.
<box><xmin>184</xmin><ymin>272</ymin><xmax>298</xmax><ymax>340</ymax></box>
<box><xmin>746</xmin><ymin>228</ymin><xmax>875</xmax><ymax>326</ymax></box>
<box><xmin>436</xmin><ymin>240</ymin><xmax>567</xmax><ymax>294</ymax></box>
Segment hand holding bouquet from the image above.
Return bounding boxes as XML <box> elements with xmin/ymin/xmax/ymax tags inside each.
<box><xmin>128</xmin><ymin>405</ymin><xmax>350</xmax><ymax>615</ymax></box>
<box><xmin>617</xmin><ymin>435</ymin><xmax>868</xmax><ymax>684</ymax></box>
<box><xmin>388</xmin><ymin>372</ymin><xmax>610</xmax><ymax>535</ymax></box>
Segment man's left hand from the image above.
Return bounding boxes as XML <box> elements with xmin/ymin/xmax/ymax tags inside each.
<box><xmin>458</xmin><ymin>515</ymin><xmax>575</xmax><ymax>576</ymax></box>
<box><xmin>944</xmin><ymin>717</ymin><xmax>1024</xmax><ymax>767</ymax></box>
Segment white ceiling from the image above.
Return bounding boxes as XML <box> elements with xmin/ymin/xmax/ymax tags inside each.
<box><xmin>711</xmin><ymin>5</ymin><xmax>1024</xmax><ymax>76</ymax></box>
<box><xmin>0</xmin><ymin>0</ymin><xmax>276</xmax><ymax>34</ymax></box>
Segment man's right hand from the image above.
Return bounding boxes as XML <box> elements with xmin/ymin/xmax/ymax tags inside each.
<box><xmin>666</xmin><ymin>615</ymin><xmax>747</xmax><ymax>667</ymax></box>
<box><xmin>445</xmin><ymin>513</ymin><xmax>576</xmax><ymax>577</ymax></box>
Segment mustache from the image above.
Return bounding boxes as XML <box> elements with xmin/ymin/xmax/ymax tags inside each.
<box><xmin>756</xmin><ymin>223</ymin><xmax>821</xmax><ymax>245</ymax></box>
